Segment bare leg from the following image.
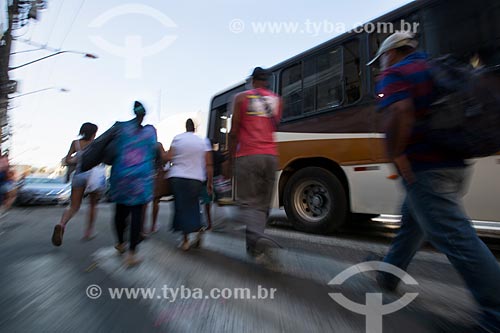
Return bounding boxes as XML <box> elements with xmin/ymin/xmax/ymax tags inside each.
<box><xmin>151</xmin><ymin>197</ymin><xmax>160</xmax><ymax>233</ymax></box>
<box><xmin>59</xmin><ymin>187</ymin><xmax>85</xmax><ymax>227</ymax></box>
<box><xmin>52</xmin><ymin>186</ymin><xmax>84</xmax><ymax>246</ymax></box>
<box><xmin>181</xmin><ymin>233</ymin><xmax>190</xmax><ymax>251</ymax></box>
<box><xmin>84</xmin><ymin>192</ymin><xmax>99</xmax><ymax>238</ymax></box>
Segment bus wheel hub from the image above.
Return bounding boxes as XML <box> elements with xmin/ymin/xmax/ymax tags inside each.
<box><xmin>309</xmin><ymin>194</ymin><xmax>323</xmax><ymax>209</ymax></box>
<box><xmin>294</xmin><ymin>181</ymin><xmax>332</xmax><ymax>222</ymax></box>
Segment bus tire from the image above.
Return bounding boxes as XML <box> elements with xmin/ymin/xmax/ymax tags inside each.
<box><xmin>284</xmin><ymin>167</ymin><xmax>347</xmax><ymax>234</ymax></box>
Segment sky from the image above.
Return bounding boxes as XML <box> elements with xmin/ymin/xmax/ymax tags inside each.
<box><xmin>8</xmin><ymin>0</ymin><xmax>413</xmax><ymax>167</ymax></box>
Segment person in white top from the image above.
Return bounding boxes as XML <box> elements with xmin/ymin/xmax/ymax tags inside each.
<box><xmin>166</xmin><ymin>119</ymin><xmax>213</xmax><ymax>250</ymax></box>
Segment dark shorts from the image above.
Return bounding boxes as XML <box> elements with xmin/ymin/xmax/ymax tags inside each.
<box><xmin>72</xmin><ymin>170</ymin><xmax>91</xmax><ymax>188</ymax></box>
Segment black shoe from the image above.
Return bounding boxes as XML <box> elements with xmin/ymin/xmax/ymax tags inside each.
<box><xmin>246</xmin><ymin>245</ymin><xmax>258</xmax><ymax>257</ymax></box>
<box><xmin>375</xmin><ymin>272</ymin><xmax>399</xmax><ymax>292</ymax></box>
<box><xmin>255</xmin><ymin>238</ymin><xmax>280</xmax><ymax>253</ymax></box>
<box><xmin>364</xmin><ymin>253</ymin><xmax>383</xmax><ymax>262</ymax></box>
<box><xmin>364</xmin><ymin>253</ymin><xmax>400</xmax><ymax>292</ymax></box>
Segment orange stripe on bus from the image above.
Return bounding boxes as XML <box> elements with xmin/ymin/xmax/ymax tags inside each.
<box><xmin>277</xmin><ymin>137</ymin><xmax>387</xmax><ymax>169</ymax></box>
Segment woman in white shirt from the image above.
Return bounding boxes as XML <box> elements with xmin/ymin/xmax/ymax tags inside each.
<box><xmin>166</xmin><ymin>119</ymin><xmax>213</xmax><ymax>250</ymax></box>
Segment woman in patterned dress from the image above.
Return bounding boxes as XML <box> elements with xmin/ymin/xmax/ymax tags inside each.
<box><xmin>110</xmin><ymin>101</ymin><xmax>158</xmax><ymax>266</ymax></box>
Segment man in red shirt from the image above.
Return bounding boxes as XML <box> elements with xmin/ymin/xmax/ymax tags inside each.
<box><xmin>229</xmin><ymin>67</ymin><xmax>282</xmax><ymax>261</ymax></box>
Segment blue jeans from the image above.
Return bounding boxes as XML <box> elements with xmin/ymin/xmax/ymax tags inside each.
<box><xmin>381</xmin><ymin>167</ymin><xmax>500</xmax><ymax>330</ymax></box>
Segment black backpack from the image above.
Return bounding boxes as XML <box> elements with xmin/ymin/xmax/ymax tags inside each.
<box><xmin>80</xmin><ymin>121</ymin><xmax>122</xmax><ymax>172</ymax></box>
<box><xmin>426</xmin><ymin>56</ymin><xmax>500</xmax><ymax>159</ymax></box>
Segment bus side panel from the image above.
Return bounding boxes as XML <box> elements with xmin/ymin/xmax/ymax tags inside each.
<box><xmin>342</xmin><ymin>163</ymin><xmax>403</xmax><ymax>215</ymax></box>
<box><xmin>278</xmin><ymin>103</ymin><xmax>375</xmax><ymax>134</ymax></box>
<box><xmin>463</xmin><ymin>156</ymin><xmax>500</xmax><ymax>221</ymax></box>
<box><xmin>276</xmin><ymin>135</ymin><xmax>385</xmax><ymax>213</ymax></box>
<box><xmin>276</xmin><ymin>135</ymin><xmax>377</xmax><ymax>173</ymax></box>
<box><xmin>344</xmin><ymin>156</ymin><xmax>500</xmax><ymax>221</ymax></box>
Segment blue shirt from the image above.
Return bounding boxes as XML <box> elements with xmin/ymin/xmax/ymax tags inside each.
<box><xmin>110</xmin><ymin>119</ymin><xmax>157</xmax><ymax>205</ymax></box>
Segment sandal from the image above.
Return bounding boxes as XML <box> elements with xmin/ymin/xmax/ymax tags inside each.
<box><xmin>51</xmin><ymin>224</ymin><xmax>64</xmax><ymax>247</ymax></box>
<box><xmin>181</xmin><ymin>240</ymin><xmax>190</xmax><ymax>251</ymax></box>
<box><xmin>150</xmin><ymin>225</ymin><xmax>160</xmax><ymax>234</ymax></box>
<box><xmin>114</xmin><ymin>243</ymin><xmax>127</xmax><ymax>254</ymax></box>
<box><xmin>125</xmin><ymin>253</ymin><xmax>141</xmax><ymax>267</ymax></box>
<box><xmin>82</xmin><ymin>231</ymin><xmax>97</xmax><ymax>241</ymax></box>
<box><xmin>192</xmin><ymin>230</ymin><xmax>204</xmax><ymax>248</ymax></box>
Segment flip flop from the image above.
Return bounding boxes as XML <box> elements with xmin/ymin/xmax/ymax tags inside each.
<box><xmin>192</xmin><ymin>230</ymin><xmax>203</xmax><ymax>248</ymax></box>
<box><xmin>51</xmin><ymin>224</ymin><xmax>64</xmax><ymax>247</ymax></box>
<box><xmin>125</xmin><ymin>254</ymin><xmax>142</xmax><ymax>267</ymax></box>
<box><xmin>114</xmin><ymin>243</ymin><xmax>127</xmax><ymax>254</ymax></box>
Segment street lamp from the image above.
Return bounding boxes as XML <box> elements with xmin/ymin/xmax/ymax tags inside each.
<box><xmin>9</xmin><ymin>51</ymin><xmax>98</xmax><ymax>70</ymax></box>
<box><xmin>10</xmin><ymin>41</ymin><xmax>71</xmax><ymax>55</ymax></box>
<box><xmin>8</xmin><ymin>87</ymin><xmax>69</xmax><ymax>99</ymax></box>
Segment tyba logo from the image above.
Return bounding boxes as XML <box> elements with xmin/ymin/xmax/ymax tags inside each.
<box><xmin>88</xmin><ymin>4</ymin><xmax>177</xmax><ymax>79</ymax></box>
<box><xmin>328</xmin><ymin>261</ymin><xmax>419</xmax><ymax>333</ymax></box>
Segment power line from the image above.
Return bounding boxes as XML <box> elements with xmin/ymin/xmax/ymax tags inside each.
<box><xmin>58</xmin><ymin>0</ymin><xmax>87</xmax><ymax>49</ymax></box>
<box><xmin>12</xmin><ymin>0</ymin><xmax>65</xmax><ymax>116</ymax></box>
<box><xmin>20</xmin><ymin>0</ymin><xmax>72</xmax><ymax>119</ymax></box>
<box><xmin>44</xmin><ymin>0</ymin><xmax>88</xmax><ymax>106</ymax></box>
<box><xmin>42</xmin><ymin>0</ymin><xmax>65</xmax><ymax>47</ymax></box>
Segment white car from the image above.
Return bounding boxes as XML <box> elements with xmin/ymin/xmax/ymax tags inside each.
<box><xmin>16</xmin><ymin>177</ymin><xmax>71</xmax><ymax>205</ymax></box>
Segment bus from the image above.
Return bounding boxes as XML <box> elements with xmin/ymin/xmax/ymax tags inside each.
<box><xmin>207</xmin><ymin>0</ymin><xmax>500</xmax><ymax>234</ymax></box>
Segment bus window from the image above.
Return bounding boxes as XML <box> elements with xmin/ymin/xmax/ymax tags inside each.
<box><xmin>281</xmin><ymin>47</ymin><xmax>343</xmax><ymax>119</ymax></box>
<box><xmin>281</xmin><ymin>63</ymin><xmax>303</xmax><ymax>119</ymax></box>
<box><xmin>313</xmin><ymin>47</ymin><xmax>343</xmax><ymax>111</ymax></box>
<box><xmin>343</xmin><ymin>39</ymin><xmax>361</xmax><ymax>104</ymax></box>
<box><xmin>303</xmin><ymin>58</ymin><xmax>315</xmax><ymax>113</ymax></box>
<box><xmin>423</xmin><ymin>1</ymin><xmax>500</xmax><ymax>68</ymax></box>
<box><xmin>211</xmin><ymin>106</ymin><xmax>230</xmax><ymax>150</ymax></box>
<box><xmin>302</xmin><ymin>47</ymin><xmax>343</xmax><ymax>112</ymax></box>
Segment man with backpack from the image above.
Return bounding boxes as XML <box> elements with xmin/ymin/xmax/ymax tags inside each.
<box><xmin>368</xmin><ymin>31</ymin><xmax>500</xmax><ymax>332</ymax></box>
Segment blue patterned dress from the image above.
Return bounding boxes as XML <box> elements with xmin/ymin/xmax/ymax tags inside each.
<box><xmin>109</xmin><ymin>120</ymin><xmax>157</xmax><ymax>205</ymax></box>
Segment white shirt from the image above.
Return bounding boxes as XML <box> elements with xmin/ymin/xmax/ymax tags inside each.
<box><xmin>167</xmin><ymin>132</ymin><xmax>211</xmax><ymax>182</ymax></box>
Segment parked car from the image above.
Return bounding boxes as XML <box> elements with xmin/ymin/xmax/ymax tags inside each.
<box><xmin>16</xmin><ymin>176</ymin><xmax>71</xmax><ymax>206</ymax></box>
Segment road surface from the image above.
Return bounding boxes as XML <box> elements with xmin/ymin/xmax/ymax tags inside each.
<box><xmin>0</xmin><ymin>202</ymin><xmax>497</xmax><ymax>332</ymax></box>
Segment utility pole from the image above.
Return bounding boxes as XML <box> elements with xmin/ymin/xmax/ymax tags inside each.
<box><xmin>0</xmin><ymin>0</ymin><xmax>19</xmax><ymax>153</ymax></box>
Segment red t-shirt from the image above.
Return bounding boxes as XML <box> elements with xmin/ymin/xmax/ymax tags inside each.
<box><xmin>236</xmin><ymin>88</ymin><xmax>282</xmax><ymax>158</ymax></box>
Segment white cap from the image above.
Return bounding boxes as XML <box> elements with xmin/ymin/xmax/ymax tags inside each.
<box><xmin>367</xmin><ymin>31</ymin><xmax>418</xmax><ymax>66</ymax></box>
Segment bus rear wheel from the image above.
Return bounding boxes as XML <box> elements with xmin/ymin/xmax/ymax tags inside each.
<box><xmin>284</xmin><ymin>167</ymin><xmax>347</xmax><ymax>234</ymax></box>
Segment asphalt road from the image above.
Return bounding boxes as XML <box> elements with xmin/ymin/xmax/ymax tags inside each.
<box><xmin>0</xmin><ymin>202</ymin><xmax>497</xmax><ymax>332</ymax></box>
